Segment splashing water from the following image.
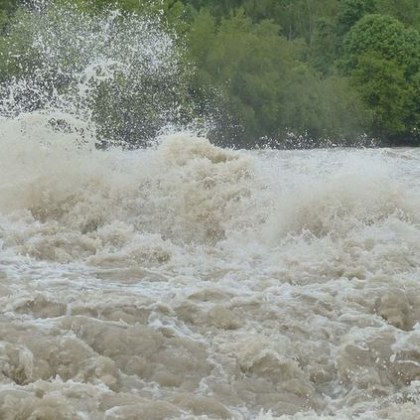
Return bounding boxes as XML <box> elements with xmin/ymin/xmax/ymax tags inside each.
<box><xmin>0</xmin><ymin>3</ymin><xmax>420</xmax><ymax>420</ymax></box>
<box><xmin>0</xmin><ymin>1</ymin><xmax>191</xmax><ymax>146</ymax></box>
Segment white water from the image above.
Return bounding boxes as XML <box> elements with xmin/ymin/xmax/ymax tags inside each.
<box><xmin>0</xmin><ymin>3</ymin><xmax>419</xmax><ymax>418</ymax></box>
<box><xmin>0</xmin><ymin>113</ymin><xmax>420</xmax><ymax>419</ymax></box>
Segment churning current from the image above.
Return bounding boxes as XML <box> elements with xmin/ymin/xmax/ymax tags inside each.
<box><xmin>0</xmin><ymin>113</ymin><xmax>419</xmax><ymax>419</ymax></box>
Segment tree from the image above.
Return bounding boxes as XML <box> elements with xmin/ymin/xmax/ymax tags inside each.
<box><xmin>375</xmin><ymin>0</ymin><xmax>420</xmax><ymax>28</ymax></box>
<box><xmin>353</xmin><ymin>54</ymin><xmax>413</xmax><ymax>138</ymax></box>
<box><xmin>342</xmin><ymin>13</ymin><xmax>420</xmax><ymax>142</ymax></box>
<box><xmin>187</xmin><ymin>10</ymin><xmax>307</xmax><ymax>145</ymax></box>
<box><xmin>336</xmin><ymin>0</ymin><xmax>376</xmax><ymax>35</ymax></box>
<box><xmin>343</xmin><ymin>14</ymin><xmax>420</xmax><ymax>73</ymax></box>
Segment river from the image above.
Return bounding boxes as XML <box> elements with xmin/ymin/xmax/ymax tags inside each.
<box><xmin>0</xmin><ymin>113</ymin><xmax>419</xmax><ymax>418</ymax></box>
<box><xmin>1</xmin><ymin>3</ymin><xmax>420</xmax><ymax>417</ymax></box>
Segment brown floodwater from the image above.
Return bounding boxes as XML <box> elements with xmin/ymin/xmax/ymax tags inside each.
<box><xmin>0</xmin><ymin>115</ymin><xmax>420</xmax><ymax>419</ymax></box>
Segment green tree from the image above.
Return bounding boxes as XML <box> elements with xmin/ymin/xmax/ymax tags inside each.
<box><xmin>353</xmin><ymin>54</ymin><xmax>413</xmax><ymax>138</ymax></box>
<box><xmin>187</xmin><ymin>10</ymin><xmax>306</xmax><ymax>145</ymax></box>
<box><xmin>343</xmin><ymin>14</ymin><xmax>420</xmax><ymax>73</ymax></box>
<box><xmin>0</xmin><ymin>0</ymin><xmax>16</xmax><ymax>23</ymax></box>
<box><xmin>336</xmin><ymin>0</ymin><xmax>375</xmax><ymax>35</ymax></box>
<box><xmin>342</xmin><ymin>13</ymin><xmax>420</xmax><ymax>142</ymax></box>
<box><xmin>243</xmin><ymin>0</ymin><xmax>337</xmax><ymax>42</ymax></box>
<box><xmin>310</xmin><ymin>17</ymin><xmax>339</xmax><ymax>74</ymax></box>
<box><xmin>375</xmin><ymin>0</ymin><xmax>420</xmax><ymax>28</ymax></box>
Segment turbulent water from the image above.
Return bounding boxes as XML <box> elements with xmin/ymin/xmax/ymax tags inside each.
<box><xmin>0</xmin><ymin>3</ymin><xmax>419</xmax><ymax>419</ymax></box>
<box><xmin>0</xmin><ymin>114</ymin><xmax>420</xmax><ymax>419</ymax></box>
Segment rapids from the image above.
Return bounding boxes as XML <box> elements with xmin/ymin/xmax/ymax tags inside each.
<box><xmin>0</xmin><ymin>3</ymin><xmax>420</xmax><ymax>419</ymax></box>
<box><xmin>0</xmin><ymin>114</ymin><xmax>420</xmax><ymax>419</ymax></box>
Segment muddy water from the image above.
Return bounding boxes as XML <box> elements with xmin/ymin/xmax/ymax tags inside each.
<box><xmin>0</xmin><ymin>116</ymin><xmax>420</xmax><ymax>419</ymax></box>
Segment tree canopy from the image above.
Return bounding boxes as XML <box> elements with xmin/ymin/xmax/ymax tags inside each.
<box><xmin>0</xmin><ymin>0</ymin><xmax>419</xmax><ymax>147</ymax></box>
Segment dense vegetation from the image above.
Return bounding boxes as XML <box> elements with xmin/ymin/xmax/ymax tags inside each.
<box><xmin>1</xmin><ymin>0</ymin><xmax>420</xmax><ymax>148</ymax></box>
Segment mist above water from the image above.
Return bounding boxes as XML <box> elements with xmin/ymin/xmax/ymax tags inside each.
<box><xmin>0</xmin><ymin>2</ymin><xmax>420</xmax><ymax>420</ymax></box>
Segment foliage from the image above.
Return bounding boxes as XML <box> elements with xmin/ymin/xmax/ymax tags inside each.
<box><xmin>187</xmin><ymin>12</ymin><xmax>300</xmax><ymax>145</ymax></box>
<box><xmin>342</xmin><ymin>14</ymin><xmax>420</xmax><ymax>142</ymax></box>
<box><xmin>343</xmin><ymin>14</ymin><xmax>420</xmax><ymax>73</ymax></box>
<box><xmin>184</xmin><ymin>5</ymin><xmax>370</xmax><ymax>146</ymax></box>
<box><xmin>336</xmin><ymin>0</ymin><xmax>376</xmax><ymax>35</ymax></box>
<box><xmin>0</xmin><ymin>0</ymin><xmax>16</xmax><ymax>26</ymax></box>
<box><xmin>375</xmin><ymin>0</ymin><xmax>420</xmax><ymax>27</ymax></box>
<box><xmin>0</xmin><ymin>0</ymin><xmax>419</xmax><ymax>146</ymax></box>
